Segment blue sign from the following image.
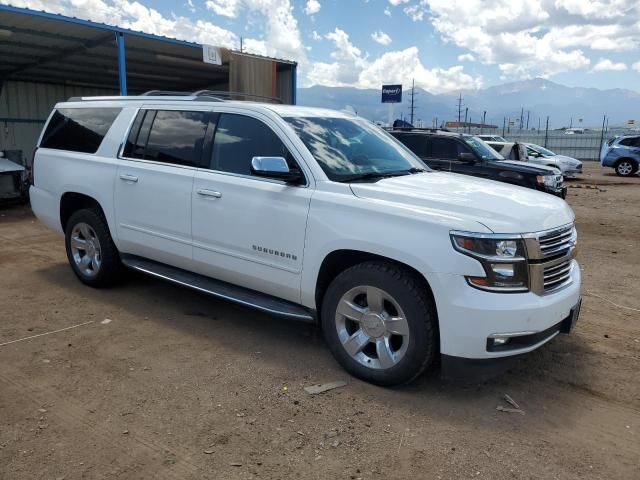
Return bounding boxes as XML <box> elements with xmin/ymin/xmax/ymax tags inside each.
<box><xmin>381</xmin><ymin>84</ymin><xmax>402</xmax><ymax>103</ymax></box>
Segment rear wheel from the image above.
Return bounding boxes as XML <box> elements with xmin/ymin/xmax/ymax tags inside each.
<box><xmin>615</xmin><ymin>159</ymin><xmax>637</xmax><ymax>176</ymax></box>
<box><xmin>321</xmin><ymin>261</ymin><xmax>437</xmax><ymax>386</ymax></box>
<box><xmin>65</xmin><ymin>208</ymin><xmax>122</xmax><ymax>287</ymax></box>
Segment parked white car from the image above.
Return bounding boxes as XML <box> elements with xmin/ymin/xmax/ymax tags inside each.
<box><xmin>477</xmin><ymin>134</ymin><xmax>507</xmax><ymax>142</ymax></box>
<box><xmin>30</xmin><ymin>94</ymin><xmax>581</xmax><ymax>385</ymax></box>
<box><xmin>0</xmin><ymin>151</ymin><xmax>29</xmax><ymax>202</ymax></box>
<box><xmin>523</xmin><ymin>143</ymin><xmax>583</xmax><ymax>178</ymax></box>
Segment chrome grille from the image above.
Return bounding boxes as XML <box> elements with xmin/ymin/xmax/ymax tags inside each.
<box><xmin>543</xmin><ymin>258</ymin><xmax>573</xmax><ymax>292</ymax></box>
<box><xmin>538</xmin><ymin>224</ymin><xmax>575</xmax><ymax>258</ymax></box>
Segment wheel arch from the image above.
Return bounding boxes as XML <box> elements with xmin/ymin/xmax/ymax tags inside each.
<box><xmin>314</xmin><ymin>249</ymin><xmax>438</xmax><ymax>325</ymax></box>
<box><xmin>60</xmin><ymin>192</ymin><xmax>107</xmax><ymax>233</ymax></box>
<box><xmin>614</xmin><ymin>157</ymin><xmax>639</xmax><ymax>167</ymax></box>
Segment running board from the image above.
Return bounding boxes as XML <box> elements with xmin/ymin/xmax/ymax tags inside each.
<box><xmin>120</xmin><ymin>254</ymin><xmax>315</xmax><ymax>323</ymax></box>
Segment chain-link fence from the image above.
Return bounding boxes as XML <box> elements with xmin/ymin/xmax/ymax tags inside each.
<box><xmin>446</xmin><ymin>127</ymin><xmax>634</xmax><ymax>161</ymax></box>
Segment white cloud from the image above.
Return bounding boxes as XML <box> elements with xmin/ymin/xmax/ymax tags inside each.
<box><xmin>384</xmin><ymin>7</ymin><xmax>391</xmax><ymax>16</ymax></box>
<box><xmin>205</xmin><ymin>0</ymin><xmax>241</xmax><ymax>17</ymax></box>
<box><xmin>358</xmin><ymin>47</ymin><xmax>482</xmax><ymax>93</ymax></box>
<box><xmin>423</xmin><ymin>0</ymin><xmax>640</xmax><ymax>79</ymax></box>
<box><xmin>457</xmin><ymin>53</ymin><xmax>475</xmax><ymax>62</ymax></box>
<box><xmin>304</xmin><ymin>0</ymin><xmax>321</xmax><ymax>15</ymax></box>
<box><xmin>591</xmin><ymin>58</ymin><xmax>628</xmax><ymax>72</ymax></box>
<box><xmin>311</xmin><ymin>30</ymin><xmax>322</xmax><ymax>41</ymax></box>
<box><xmin>186</xmin><ymin>0</ymin><xmax>196</xmax><ymax>13</ymax></box>
<box><xmin>633</xmin><ymin>61</ymin><xmax>640</xmax><ymax>72</ymax></box>
<box><xmin>371</xmin><ymin>30</ymin><xmax>392</xmax><ymax>45</ymax></box>
<box><xmin>403</xmin><ymin>4</ymin><xmax>427</xmax><ymax>21</ymax></box>
<box><xmin>306</xmin><ymin>29</ymin><xmax>481</xmax><ymax>93</ymax></box>
<box><xmin>388</xmin><ymin>0</ymin><xmax>409</xmax><ymax>5</ymax></box>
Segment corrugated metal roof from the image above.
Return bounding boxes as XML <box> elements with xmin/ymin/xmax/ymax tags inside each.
<box><xmin>0</xmin><ymin>5</ymin><xmax>297</xmax><ymax>64</ymax></box>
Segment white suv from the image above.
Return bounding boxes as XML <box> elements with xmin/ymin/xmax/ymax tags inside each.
<box><xmin>30</xmin><ymin>94</ymin><xmax>582</xmax><ymax>385</ymax></box>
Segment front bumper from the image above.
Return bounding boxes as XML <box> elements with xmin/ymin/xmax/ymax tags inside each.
<box><xmin>428</xmin><ymin>261</ymin><xmax>581</xmax><ymax>360</ymax></box>
<box><xmin>441</xmin><ymin>299</ymin><xmax>581</xmax><ymax>381</ymax></box>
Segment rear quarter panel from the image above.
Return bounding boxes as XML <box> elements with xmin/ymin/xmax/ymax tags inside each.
<box><xmin>32</xmin><ymin>106</ymin><xmax>135</xmax><ymax>242</ymax></box>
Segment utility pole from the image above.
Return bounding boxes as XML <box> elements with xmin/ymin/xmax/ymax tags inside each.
<box><xmin>456</xmin><ymin>93</ymin><xmax>464</xmax><ymax>123</ymax></box>
<box><xmin>599</xmin><ymin>114</ymin><xmax>607</xmax><ymax>155</ymax></box>
<box><xmin>408</xmin><ymin>78</ymin><xmax>417</xmax><ymax>126</ymax></box>
<box><xmin>520</xmin><ymin>107</ymin><xmax>524</xmax><ymax>131</ymax></box>
<box><xmin>240</xmin><ymin>36</ymin><xmax>244</xmax><ymax>52</ymax></box>
<box><xmin>502</xmin><ymin>117</ymin><xmax>506</xmax><ymax>137</ymax></box>
<box><xmin>544</xmin><ymin>116</ymin><xmax>550</xmax><ymax>147</ymax></box>
<box><xmin>538</xmin><ymin>117</ymin><xmax>541</xmax><ymax>132</ymax></box>
<box><xmin>569</xmin><ymin>116</ymin><xmax>573</xmax><ymax>129</ymax></box>
<box><xmin>481</xmin><ymin>110</ymin><xmax>486</xmax><ymax>134</ymax></box>
<box><xmin>526</xmin><ymin>110</ymin><xmax>530</xmax><ymax>130</ymax></box>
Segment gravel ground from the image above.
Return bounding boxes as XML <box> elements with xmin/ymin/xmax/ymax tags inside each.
<box><xmin>0</xmin><ymin>163</ymin><xmax>638</xmax><ymax>480</ymax></box>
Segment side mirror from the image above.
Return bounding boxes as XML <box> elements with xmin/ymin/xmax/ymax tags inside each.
<box><xmin>458</xmin><ymin>152</ymin><xmax>476</xmax><ymax>163</ymax></box>
<box><xmin>250</xmin><ymin>156</ymin><xmax>303</xmax><ymax>184</ymax></box>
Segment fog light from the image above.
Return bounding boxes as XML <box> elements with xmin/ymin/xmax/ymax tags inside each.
<box><xmin>491</xmin><ymin>263</ymin><xmax>515</xmax><ymax>278</ymax></box>
<box><xmin>492</xmin><ymin>336</ymin><xmax>510</xmax><ymax>346</ymax></box>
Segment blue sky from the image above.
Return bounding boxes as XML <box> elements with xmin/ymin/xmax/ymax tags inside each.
<box><xmin>4</xmin><ymin>0</ymin><xmax>640</xmax><ymax>92</ymax></box>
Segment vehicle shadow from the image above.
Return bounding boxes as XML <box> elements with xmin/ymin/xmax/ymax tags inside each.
<box><xmin>34</xmin><ymin>262</ymin><xmax>599</xmax><ymax>429</ymax></box>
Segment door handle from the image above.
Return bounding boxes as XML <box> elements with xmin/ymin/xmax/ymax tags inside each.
<box><xmin>196</xmin><ymin>188</ymin><xmax>222</xmax><ymax>198</ymax></box>
<box><xmin>119</xmin><ymin>174</ymin><xmax>138</xmax><ymax>183</ymax></box>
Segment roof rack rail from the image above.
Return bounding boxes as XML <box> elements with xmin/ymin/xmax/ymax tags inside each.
<box><xmin>193</xmin><ymin>90</ymin><xmax>283</xmax><ymax>104</ymax></box>
<box><xmin>386</xmin><ymin>127</ymin><xmax>451</xmax><ymax>133</ymax></box>
<box><xmin>140</xmin><ymin>90</ymin><xmax>225</xmax><ymax>102</ymax></box>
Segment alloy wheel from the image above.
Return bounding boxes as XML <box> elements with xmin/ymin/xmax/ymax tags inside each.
<box><xmin>70</xmin><ymin>222</ymin><xmax>102</xmax><ymax>277</ymax></box>
<box><xmin>335</xmin><ymin>285</ymin><xmax>410</xmax><ymax>370</ymax></box>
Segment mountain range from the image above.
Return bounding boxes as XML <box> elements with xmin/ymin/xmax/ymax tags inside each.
<box><xmin>297</xmin><ymin>78</ymin><xmax>640</xmax><ymax>129</ymax></box>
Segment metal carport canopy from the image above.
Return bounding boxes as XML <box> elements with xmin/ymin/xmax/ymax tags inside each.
<box><xmin>0</xmin><ymin>5</ymin><xmax>297</xmax><ymax>100</ymax></box>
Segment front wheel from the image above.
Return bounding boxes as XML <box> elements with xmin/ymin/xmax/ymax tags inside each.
<box><xmin>615</xmin><ymin>159</ymin><xmax>637</xmax><ymax>176</ymax></box>
<box><xmin>321</xmin><ymin>261</ymin><xmax>437</xmax><ymax>386</ymax></box>
<box><xmin>65</xmin><ymin>208</ymin><xmax>122</xmax><ymax>287</ymax></box>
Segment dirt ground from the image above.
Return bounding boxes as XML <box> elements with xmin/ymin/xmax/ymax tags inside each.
<box><xmin>0</xmin><ymin>163</ymin><xmax>638</xmax><ymax>480</ymax></box>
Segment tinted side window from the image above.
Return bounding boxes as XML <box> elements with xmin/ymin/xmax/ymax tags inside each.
<box><xmin>123</xmin><ymin>110</ymin><xmax>153</xmax><ymax>159</ymax></box>
<box><xmin>619</xmin><ymin>137</ymin><xmax>640</xmax><ymax>147</ymax></box>
<box><xmin>429</xmin><ymin>138</ymin><xmax>460</xmax><ymax>159</ymax></box>
<box><xmin>142</xmin><ymin>110</ymin><xmax>208</xmax><ymax>166</ymax></box>
<box><xmin>40</xmin><ymin>108</ymin><xmax>121</xmax><ymax>153</ymax></box>
<box><xmin>397</xmin><ymin>134</ymin><xmax>427</xmax><ymax>157</ymax></box>
<box><xmin>211</xmin><ymin>114</ymin><xmax>293</xmax><ymax>175</ymax></box>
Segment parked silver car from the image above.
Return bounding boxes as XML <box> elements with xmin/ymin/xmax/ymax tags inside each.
<box><xmin>523</xmin><ymin>143</ymin><xmax>583</xmax><ymax>178</ymax></box>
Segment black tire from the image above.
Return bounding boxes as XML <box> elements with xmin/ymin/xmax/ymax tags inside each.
<box><xmin>615</xmin><ymin>159</ymin><xmax>638</xmax><ymax>177</ymax></box>
<box><xmin>64</xmin><ymin>208</ymin><xmax>122</xmax><ymax>287</ymax></box>
<box><xmin>321</xmin><ymin>261</ymin><xmax>437</xmax><ymax>386</ymax></box>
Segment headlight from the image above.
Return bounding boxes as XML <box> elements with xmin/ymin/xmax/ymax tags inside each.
<box><xmin>536</xmin><ymin>174</ymin><xmax>557</xmax><ymax>187</ymax></box>
<box><xmin>451</xmin><ymin>232</ymin><xmax>529</xmax><ymax>292</ymax></box>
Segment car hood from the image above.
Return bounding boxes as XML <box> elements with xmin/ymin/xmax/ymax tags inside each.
<box><xmin>349</xmin><ymin>172</ymin><xmax>574</xmax><ymax>234</ymax></box>
<box><xmin>0</xmin><ymin>158</ymin><xmax>25</xmax><ymax>173</ymax></box>
<box><xmin>551</xmin><ymin>155</ymin><xmax>581</xmax><ymax>166</ymax></box>
<box><xmin>498</xmin><ymin>160</ymin><xmax>561</xmax><ymax>174</ymax></box>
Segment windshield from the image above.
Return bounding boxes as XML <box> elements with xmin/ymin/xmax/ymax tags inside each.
<box><xmin>283</xmin><ymin>116</ymin><xmax>428</xmax><ymax>181</ymax></box>
<box><xmin>529</xmin><ymin>144</ymin><xmax>556</xmax><ymax>156</ymax></box>
<box><xmin>463</xmin><ymin>136</ymin><xmax>504</xmax><ymax>160</ymax></box>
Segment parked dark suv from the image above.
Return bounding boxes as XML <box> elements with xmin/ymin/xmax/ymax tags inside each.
<box><xmin>390</xmin><ymin>129</ymin><xmax>566</xmax><ymax>197</ymax></box>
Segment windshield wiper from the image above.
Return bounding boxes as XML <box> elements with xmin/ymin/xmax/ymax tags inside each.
<box><xmin>337</xmin><ymin>167</ymin><xmax>427</xmax><ymax>183</ymax></box>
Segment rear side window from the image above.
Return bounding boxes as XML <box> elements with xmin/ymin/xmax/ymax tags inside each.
<box><xmin>396</xmin><ymin>134</ymin><xmax>428</xmax><ymax>157</ymax></box>
<box><xmin>123</xmin><ymin>110</ymin><xmax>209</xmax><ymax>167</ymax></box>
<box><xmin>40</xmin><ymin>108</ymin><xmax>121</xmax><ymax>154</ymax></box>
<box><xmin>211</xmin><ymin>113</ymin><xmax>294</xmax><ymax>175</ymax></box>
<box><xmin>619</xmin><ymin>137</ymin><xmax>640</xmax><ymax>147</ymax></box>
<box><xmin>429</xmin><ymin>137</ymin><xmax>462</xmax><ymax>159</ymax></box>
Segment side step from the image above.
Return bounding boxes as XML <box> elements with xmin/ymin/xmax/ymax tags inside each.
<box><xmin>120</xmin><ymin>254</ymin><xmax>315</xmax><ymax>323</ymax></box>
